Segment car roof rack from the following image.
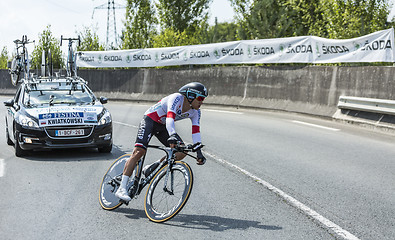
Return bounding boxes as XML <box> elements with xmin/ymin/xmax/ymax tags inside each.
<box><xmin>10</xmin><ymin>35</ymin><xmax>87</xmax><ymax>87</ymax></box>
<box><xmin>24</xmin><ymin>76</ymin><xmax>89</xmax><ymax>92</ymax></box>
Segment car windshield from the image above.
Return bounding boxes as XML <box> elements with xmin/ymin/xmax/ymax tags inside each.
<box><xmin>22</xmin><ymin>81</ymin><xmax>95</xmax><ymax>107</ymax></box>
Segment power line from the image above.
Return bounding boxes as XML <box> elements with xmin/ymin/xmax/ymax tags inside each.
<box><xmin>92</xmin><ymin>0</ymin><xmax>125</xmax><ymax>50</ymax></box>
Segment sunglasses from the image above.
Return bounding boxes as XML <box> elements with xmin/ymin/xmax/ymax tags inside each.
<box><xmin>196</xmin><ymin>96</ymin><xmax>205</xmax><ymax>101</ymax></box>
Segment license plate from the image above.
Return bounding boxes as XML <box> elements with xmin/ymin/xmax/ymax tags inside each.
<box><xmin>55</xmin><ymin>129</ymin><xmax>84</xmax><ymax>136</ymax></box>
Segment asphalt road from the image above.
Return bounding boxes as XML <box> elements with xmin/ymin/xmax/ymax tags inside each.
<box><xmin>1</xmin><ymin>98</ymin><xmax>394</xmax><ymax>240</ymax></box>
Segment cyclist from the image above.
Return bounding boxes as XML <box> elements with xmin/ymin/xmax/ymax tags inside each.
<box><xmin>115</xmin><ymin>82</ymin><xmax>208</xmax><ymax>201</ymax></box>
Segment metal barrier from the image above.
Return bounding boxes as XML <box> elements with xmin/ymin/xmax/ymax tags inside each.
<box><xmin>337</xmin><ymin>96</ymin><xmax>395</xmax><ymax>115</ymax></box>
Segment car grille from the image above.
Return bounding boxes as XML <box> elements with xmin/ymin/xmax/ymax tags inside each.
<box><xmin>45</xmin><ymin>125</ymin><xmax>94</xmax><ymax>139</ymax></box>
<box><xmin>47</xmin><ymin>138</ymin><xmax>91</xmax><ymax>145</ymax></box>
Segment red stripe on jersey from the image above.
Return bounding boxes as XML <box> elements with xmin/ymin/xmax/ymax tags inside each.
<box><xmin>147</xmin><ymin>112</ymin><xmax>161</xmax><ymax>123</ymax></box>
<box><xmin>192</xmin><ymin>125</ymin><xmax>200</xmax><ymax>134</ymax></box>
<box><xmin>167</xmin><ymin>111</ymin><xmax>176</xmax><ymax>119</ymax></box>
<box><xmin>135</xmin><ymin>143</ymin><xmax>146</xmax><ymax>149</ymax></box>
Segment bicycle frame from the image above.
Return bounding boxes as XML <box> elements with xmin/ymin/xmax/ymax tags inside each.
<box><xmin>61</xmin><ymin>36</ymin><xmax>80</xmax><ymax>77</ymax></box>
<box><xmin>126</xmin><ymin>144</ymin><xmax>197</xmax><ymax>199</ymax></box>
<box><xmin>10</xmin><ymin>35</ymin><xmax>34</xmax><ymax>84</ymax></box>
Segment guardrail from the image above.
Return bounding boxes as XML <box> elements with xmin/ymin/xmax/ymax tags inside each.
<box><xmin>337</xmin><ymin>96</ymin><xmax>395</xmax><ymax>115</ymax></box>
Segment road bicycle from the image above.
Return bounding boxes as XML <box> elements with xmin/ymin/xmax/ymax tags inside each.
<box><xmin>9</xmin><ymin>35</ymin><xmax>34</xmax><ymax>85</ymax></box>
<box><xmin>60</xmin><ymin>36</ymin><xmax>80</xmax><ymax>77</ymax></box>
<box><xmin>99</xmin><ymin>142</ymin><xmax>203</xmax><ymax>223</ymax></box>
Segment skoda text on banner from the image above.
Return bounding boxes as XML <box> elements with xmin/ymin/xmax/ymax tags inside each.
<box><xmin>76</xmin><ymin>28</ymin><xmax>395</xmax><ymax>68</ymax></box>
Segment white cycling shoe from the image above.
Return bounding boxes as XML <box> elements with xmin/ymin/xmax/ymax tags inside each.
<box><xmin>115</xmin><ymin>187</ymin><xmax>131</xmax><ymax>202</ymax></box>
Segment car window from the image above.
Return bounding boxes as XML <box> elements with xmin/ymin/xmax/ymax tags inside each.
<box><xmin>22</xmin><ymin>82</ymin><xmax>94</xmax><ymax>106</ymax></box>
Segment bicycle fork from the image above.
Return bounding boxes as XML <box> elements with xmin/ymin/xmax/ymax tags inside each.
<box><xmin>163</xmin><ymin>160</ymin><xmax>175</xmax><ymax>195</ymax></box>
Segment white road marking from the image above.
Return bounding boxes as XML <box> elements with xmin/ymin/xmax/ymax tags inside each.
<box><xmin>113</xmin><ymin>121</ymin><xmax>138</xmax><ymax>128</ymax></box>
<box><xmin>292</xmin><ymin>120</ymin><xmax>340</xmax><ymax>132</ymax></box>
<box><xmin>204</xmin><ymin>109</ymin><xmax>244</xmax><ymax>114</ymax></box>
<box><xmin>0</xmin><ymin>159</ymin><xmax>5</xmax><ymax>177</ymax></box>
<box><xmin>203</xmin><ymin>151</ymin><xmax>360</xmax><ymax>240</ymax></box>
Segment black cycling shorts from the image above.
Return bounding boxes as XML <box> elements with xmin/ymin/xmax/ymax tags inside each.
<box><xmin>135</xmin><ymin>116</ymin><xmax>183</xmax><ymax>149</ymax></box>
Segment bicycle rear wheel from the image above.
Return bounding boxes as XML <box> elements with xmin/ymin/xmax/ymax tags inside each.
<box><xmin>144</xmin><ymin>161</ymin><xmax>193</xmax><ymax>223</ymax></box>
<box><xmin>99</xmin><ymin>154</ymin><xmax>136</xmax><ymax>210</ymax></box>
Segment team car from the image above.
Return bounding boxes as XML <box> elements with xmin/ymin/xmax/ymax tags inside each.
<box><xmin>4</xmin><ymin>77</ymin><xmax>113</xmax><ymax>156</ymax></box>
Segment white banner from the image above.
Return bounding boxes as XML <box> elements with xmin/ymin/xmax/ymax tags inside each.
<box><xmin>76</xmin><ymin>28</ymin><xmax>395</xmax><ymax>68</ymax></box>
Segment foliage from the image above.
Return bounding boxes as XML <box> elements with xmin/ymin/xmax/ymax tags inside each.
<box><xmin>77</xmin><ymin>26</ymin><xmax>105</xmax><ymax>51</ymax></box>
<box><xmin>207</xmin><ymin>18</ymin><xmax>239</xmax><ymax>43</ymax></box>
<box><xmin>152</xmin><ymin>28</ymin><xmax>200</xmax><ymax>48</ymax></box>
<box><xmin>0</xmin><ymin>47</ymin><xmax>9</xmax><ymax>69</ymax></box>
<box><xmin>230</xmin><ymin>0</ymin><xmax>393</xmax><ymax>40</ymax></box>
<box><xmin>122</xmin><ymin>0</ymin><xmax>157</xmax><ymax>49</ymax></box>
<box><xmin>31</xmin><ymin>25</ymin><xmax>63</xmax><ymax>69</ymax></box>
<box><xmin>231</xmin><ymin>0</ymin><xmax>289</xmax><ymax>39</ymax></box>
<box><xmin>156</xmin><ymin>0</ymin><xmax>211</xmax><ymax>35</ymax></box>
<box><xmin>323</xmin><ymin>0</ymin><xmax>393</xmax><ymax>39</ymax></box>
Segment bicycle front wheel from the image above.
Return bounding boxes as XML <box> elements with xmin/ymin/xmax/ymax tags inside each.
<box><xmin>144</xmin><ymin>161</ymin><xmax>193</xmax><ymax>223</ymax></box>
<box><xmin>10</xmin><ymin>58</ymin><xmax>20</xmax><ymax>86</ymax></box>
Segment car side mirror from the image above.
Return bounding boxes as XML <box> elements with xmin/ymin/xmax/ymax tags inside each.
<box><xmin>99</xmin><ymin>97</ymin><xmax>108</xmax><ymax>104</ymax></box>
<box><xmin>4</xmin><ymin>99</ymin><xmax>14</xmax><ymax>107</ymax></box>
<box><xmin>7</xmin><ymin>61</ymin><xmax>12</xmax><ymax>69</ymax></box>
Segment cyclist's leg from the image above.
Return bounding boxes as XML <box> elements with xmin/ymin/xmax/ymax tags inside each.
<box><xmin>116</xmin><ymin>116</ymin><xmax>153</xmax><ymax>201</ymax></box>
<box><xmin>123</xmin><ymin>116</ymin><xmax>154</xmax><ymax>176</ymax></box>
<box><xmin>123</xmin><ymin>147</ymin><xmax>146</xmax><ymax>177</ymax></box>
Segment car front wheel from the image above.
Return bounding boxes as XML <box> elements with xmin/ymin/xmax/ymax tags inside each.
<box><xmin>5</xmin><ymin>121</ymin><xmax>13</xmax><ymax>146</ymax></box>
<box><xmin>14</xmin><ymin>131</ymin><xmax>28</xmax><ymax>157</ymax></box>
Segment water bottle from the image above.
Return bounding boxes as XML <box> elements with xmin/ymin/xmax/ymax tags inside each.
<box><xmin>143</xmin><ymin>160</ymin><xmax>160</xmax><ymax>177</ymax></box>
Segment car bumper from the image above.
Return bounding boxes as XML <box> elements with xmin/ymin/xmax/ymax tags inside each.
<box><xmin>16</xmin><ymin>123</ymin><xmax>112</xmax><ymax>151</ymax></box>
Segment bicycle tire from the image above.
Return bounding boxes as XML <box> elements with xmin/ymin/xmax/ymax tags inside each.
<box><xmin>99</xmin><ymin>154</ymin><xmax>137</xmax><ymax>210</ymax></box>
<box><xmin>10</xmin><ymin>58</ymin><xmax>20</xmax><ymax>86</ymax></box>
<box><xmin>144</xmin><ymin>161</ymin><xmax>193</xmax><ymax>223</ymax></box>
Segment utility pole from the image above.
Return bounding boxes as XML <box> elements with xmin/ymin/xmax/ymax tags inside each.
<box><xmin>92</xmin><ymin>0</ymin><xmax>125</xmax><ymax>50</ymax></box>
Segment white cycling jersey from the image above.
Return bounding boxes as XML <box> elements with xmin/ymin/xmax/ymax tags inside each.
<box><xmin>144</xmin><ymin>93</ymin><xmax>202</xmax><ymax>144</ymax></box>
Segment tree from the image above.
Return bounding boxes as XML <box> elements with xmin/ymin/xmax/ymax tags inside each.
<box><xmin>76</xmin><ymin>26</ymin><xmax>105</xmax><ymax>51</ymax></box>
<box><xmin>156</xmin><ymin>0</ymin><xmax>211</xmax><ymax>34</ymax></box>
<box><xmin>152</xmin><ymin>28</ymin><xmax>199</xmax><ymax>48</ymax></box>
<box><xmin>323</xmin><ymin>0</ymin><xmax>393</xmax><ymax>39</ymax></box>
<box><xmin>230</xmin><ymin>0</ymin><xmax>298</xmax><ymax>39</ymax></box>
<box><xmin>230</xmin><ymin>0</ymin><xmax>393</xmax><ymax>40</ymax></box>
<box><xmin>150</xmin><ymin>0</ymin><xmax>212</xmax><ymax>47</ymax></box>
<box><xmin>206</xmin><ymin>18</ymin><xmax>239</xmax><ymax>43</ymax></box>
<box><xmin>284</xmin><ymin>0</ymin><xmax>327</xmax><ymax>37</ymax></box>
<box><xmin>31</xmin><ymin>25</ymin><xmax>63</xmax><ymax>69</ymax></box>
<box><xmin>122</xmin><ymin>0</ymin><xmax>157</xmax><ymax>49</ymax></box>
<box><xmin>0</xmin><ymin>47</ymin><xmax>9</xmax><ymax>69</ymax></box>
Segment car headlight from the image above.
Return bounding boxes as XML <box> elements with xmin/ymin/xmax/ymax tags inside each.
<box><xmin>18</xmin><ymin>115</ymin><xmax>39</xmax><ymax>128</ymax></box>
<box><xmin>98</xmin><ymin>110</ymin><xmax>112</xmax><ymax>125</ymax></box>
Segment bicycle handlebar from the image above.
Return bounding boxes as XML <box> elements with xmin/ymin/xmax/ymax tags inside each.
<box><xmin>182</xmin><ymin>142</ymin><xmax>204</xmax><ymax>152</ymax></box>
<box><xmin>13</xmin><ymin>35</ymin><xmax>34</xmax><ymax>46</ymax></box>
<box><xmin>60</xmin><ymin>35</ymin><xmax>81</xmax><ymax>46</ymax></box>
<box><xmin>146</xmin><ymin>142</ymin><xmax>204</xmax><ymax>160</ymax></box>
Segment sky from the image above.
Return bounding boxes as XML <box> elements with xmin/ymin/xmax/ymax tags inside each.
<box><xmin>1</xmin><ymin>0</ymin><xmax>395</xmax><ymax>57</ymax></box>
<box><xmin>0</xmin><ymin>0</ymin><xmax>235</xmax><ymax>56</ymax></box>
